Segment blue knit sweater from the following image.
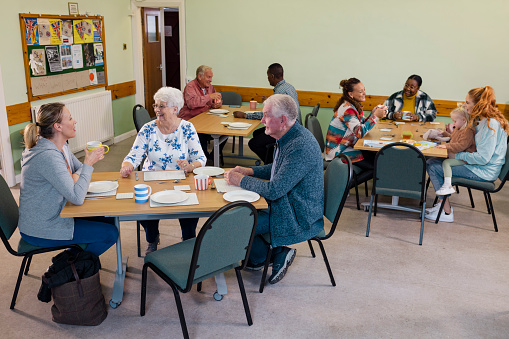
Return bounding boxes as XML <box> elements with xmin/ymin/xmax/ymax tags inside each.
<box><xmin>240</xmin><ymin>123</ymin><xmax>324</xmax><ymax>247</ymax></box>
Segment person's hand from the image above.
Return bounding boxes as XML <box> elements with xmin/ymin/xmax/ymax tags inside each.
<box><xmin>176</xmin><ymin>159</ymin><xmax>195</xmax><ymax>173</ymax></box>
<box><xmin>233</xmin><ymin>111</ymin><xmax>247</xmax><ymax>118</ymax></box>
<box><xmin>83</xmin><ymin>147</ymin><xmax>104</xmax><ymax>166</ymax></box>
<box><xmin>436</xmin><ymin>144</ymin><xmax>447</xmax><ymax>149</ymax></box>
<box><xmin>407</xmin><ymin>112</ymin><xmax>419</xmax><ymax>121</ymax></box>
<box><xmin>210</xmin><ymin>92</ymin><xmax>221</xmax><ymax>101</ymax></box>
<box><xmin>224</xmin><ymin>170</ymin><xmax>244</xmax><ymax>186</ymax></box>
<box><xmin>372</xmin><ymin>105</ymin><xmax>387</xmax><ymax>119</ymax></box>
<box><xmin>393</xmin><ymin>111</ymin><xmax>402</xmax><ymax>120</ymax></box>
<box><xmin>230</xmin><ymin>166</ymin><xmax>254</xmax><ymax>176</ymax></box>
<box><xmin>120</xmin><ymin>162</ymin><xmax>134</xmax><ymax>177</ymax></box>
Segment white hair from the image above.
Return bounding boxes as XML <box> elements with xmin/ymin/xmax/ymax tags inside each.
<box><xmin>153</xmin><ymin>87</ymin><xmax>184</xmax><ymax>113</ymax></box>
<box><xmin>263</xmin><ymin>94</ymin><xmax>298</xmax><ymax>124</ymax></box>
<box><xmin>196</xmin><ymin>65</ymin><xmax>212</xmax><ymax>78</ymax></box>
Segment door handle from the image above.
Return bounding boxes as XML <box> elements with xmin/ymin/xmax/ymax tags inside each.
<box><xmin>158</xmin><ymin>64</ymin><xmax>163</xmax><ymax>70</ymax></box>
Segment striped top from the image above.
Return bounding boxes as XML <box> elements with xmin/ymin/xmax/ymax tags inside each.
<box><xmin>324</xmin><ymin>102</ymin><xmax>378</xmax><ymax>162</ymax></box>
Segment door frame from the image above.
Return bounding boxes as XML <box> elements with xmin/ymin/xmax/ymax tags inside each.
<box><xmin>0</xmin><ymin>65</ymin><xmax>16</xmax><ymax>187</ymax></box>
<box><xmin>131</xmin><ymin>0</ymin><xmax>187</xmax><ymax>107</ymax></box>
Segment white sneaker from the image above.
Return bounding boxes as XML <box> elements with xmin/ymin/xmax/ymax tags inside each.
<box><xmin>435</xmin><ymin>184</ymin><xmax>456</xmax><ymax>196</ymax></box>
<box><xmin>425</xmin><ymin>206</ymin><xmax>454</xmax><ymax>223</ymax></box>
<box><xmin>426</xmin><ymin>204</ymin><xmax>441</xmax><ymax>214</ymax></box>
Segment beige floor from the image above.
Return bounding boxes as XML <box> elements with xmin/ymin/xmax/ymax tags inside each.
<box><xmin>4</xmin><ymin>136</ymin><xmax>509</xmax><ymax>338</ymax></box>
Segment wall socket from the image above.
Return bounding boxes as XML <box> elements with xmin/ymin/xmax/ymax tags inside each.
<box><xmin>123</xmin><ymin>43</ymin><xmax>127</xmax><ymax>50</ymax></box>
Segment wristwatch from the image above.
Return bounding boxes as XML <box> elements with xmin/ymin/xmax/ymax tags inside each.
<box><xmin>189</xmin><ymin>163</ymin><xmax>195</xmax><ymax>170</ymax></box>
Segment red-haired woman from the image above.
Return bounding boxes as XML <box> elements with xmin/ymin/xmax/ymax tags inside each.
<box><xmin>426</xmin><ymin>86</ymin><xmax>509</xmax><ymax>222</ymax></box>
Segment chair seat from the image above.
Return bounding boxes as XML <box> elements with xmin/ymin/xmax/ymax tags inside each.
<box><xmin>452</xmin><ymin>177</ymin><xmax>496</xmax><ymax>191</ymax></box>
<box><xmin>17</xmin><ymin>238</ymin><xmax>87</xmax><ymax>254</ymax></box>
<box><xmin>315</xmin><ymin>229</ymin><xmax>326</xmax><ymax>238</ymax></box>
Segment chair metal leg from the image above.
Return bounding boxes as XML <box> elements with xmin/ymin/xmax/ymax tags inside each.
<box><xmin>24</xmin><ymin>255</ymin><xmax>33</xmax><ymax>275</ymax></box>
<box><xmin>137</xmin><ymin>221</ymin><xmax>141</xmax><ymax>257</ymax></box>
<box><xmin>374</xmin><ymin>194</ymin><xmax>378</xmax><ymax>216</ymax></box>
<box><xmin>232</xmin><ymin>136</ymin><xmax>236</xmax><ymax>153</ymax></box>
<box><xmin>486</xmin><ymin>193</ymin><xmax>498</xmax><ymax>232</ymax></box>
<box><xmin>435</xmin><ymin>199</ymin><xmax>447</xmax><ymax>224</ymax></box>
<box><xmin>364</xmin><ymin>180</ymin><xmax>369</xmax><ymax>197</ymax></box>
<box><xmin>235</xmin><ymin>268</ymin><xmax>253</xmax><ymax>326</ymax></box>
<box><xmin>353</xmin><ymin>175</ymin><xmax>360</xmax><ymax>210</ymax></box>
<box><xmin>307</xmin><ymin>240</ymin><xmax>316</xmax><ymax>258</ymax></box>
<box><xmin>455</xmin><ymin>185</ymin><xmax>460</xmax><ymax>194</ymax></box>
<box><xmin>259</xmin><ymin>246</ymin><xmax>272</xmax><ymax>293</ymax></box>
<box><xmin>315</xmin><ymin>239</ymin><xmax>336</xmax><ymax>286</ymax></box>
<box><xmin>433</xmin><ymin>196</ymin><xmax>438</xmax><ymax>206</ymax></box>
<box><xmin>170</xmin><ymin>284</ymin><xmax>189</xmax><ymax>339</ymax></box>
<box><xmin>483</xmin><ymin>192</ymin><xmax>491</xmax><ymax>214</ymax></box>
<box><xmin>11</xmin><ymin>256</ymin><xmax>29</xmax><ymax>309</ymax></box>
<box><xmin>197</xmin><ymin>282</ymin><xmax>202</xmax><ymax>292</ymax></box>
<box><xmin>468</xmin><ymin>188</ymin><xmax>475</xmax><ymax>208</ymax></box>
<box><xmin>419</xmin><ymin>202</ymin><xmax>426</xmax><ymax>245</ymax></box>
<box><xmin>140</xmin><ymin>264</ymin><xmax>148</xmax><ymax>316</ymax></box>
<box><xmin>366</xmin><ymin>195</ymin><xmax>374</xmax><ymax>237</ymax></box>
<box><xmin>425</xmin><ymin>177</ymin><xmax>431</xmax><ymax>193</ymax></box>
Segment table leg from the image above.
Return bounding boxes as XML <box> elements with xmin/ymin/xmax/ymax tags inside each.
<box><xmin>110</xmin><ymin>216</ymin><xmax>128</xmax><ymax>308</ymax></box>
<box><xmin>211</xmin><ymin>134</ymin><xmax>228</xmax><ymax>167</ymax></box>
<box><xmin>238</xmin><ymin>136</ymin><xmax>244</xmax><ymax>157</ymax></box>
<box><xmin>214</xmin><ymin>273</ymin><xmax>228</xmax><ymax>301</ymax></box>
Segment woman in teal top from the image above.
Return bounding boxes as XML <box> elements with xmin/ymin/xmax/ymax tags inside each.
<box><xmin>426</xmin><ymin>86</ymin><xmax>509</xmax><ymax>222</ymax></box>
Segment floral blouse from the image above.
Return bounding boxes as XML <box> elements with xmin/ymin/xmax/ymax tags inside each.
<box><xmin>123</xmin><ymin>119</ymin><xmax>206</xmax><ymax>171</ymax></box>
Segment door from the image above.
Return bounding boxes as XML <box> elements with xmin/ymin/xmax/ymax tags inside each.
<box><xmin>164</xmin><ymin>10</ymin><xmax>180</xmax><ymax>89</ymax></box>
<box><xmin>142</xmin><ymin>8</ymin><xmax>162</xmax><ymax>117</ymax></box>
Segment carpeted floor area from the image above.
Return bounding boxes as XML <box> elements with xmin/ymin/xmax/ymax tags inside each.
<box><xmin>4</xmin><ymin>136</ymin><xmax>509</xmax><ymax>338</ymax></box>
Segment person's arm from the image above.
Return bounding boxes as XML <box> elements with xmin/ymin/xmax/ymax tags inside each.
<box><xmin>455</xmin><ymin>121</ymin><xmax>496</xmax><ymax>165</ymax></box>
<box><xmin>184</xmin><ymin>123</ymin><xmax>207</xmax><ymax>166</ymax></box>
<box><xmin>235</xmin><ymin>111</ymin><xmax>262</xmax><ymax>120</ymax></box>
<box><xmin>384</xmin><ymin>93</ymin><xmax>401</xmax><ymax>120</ymax></box>
<box><xmin>184</xmin><ymin>81</ymin><xmax>213</xmax><ymax>110</ymax></box>
<box><xmin>345</xmin><ymin>107</ymin><xmax>379</xmax><ymax>139</ymax></box>
<box><xmin>445</xmin><ymin>129</ymin><xmax>475</xmax><ymax>154</ymax></box>
<box><xmin>417</xmin><ymin>94</ymin><xmax>437</xmax><ymax>122</ymax></box>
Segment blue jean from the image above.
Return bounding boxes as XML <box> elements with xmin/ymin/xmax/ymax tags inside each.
<box><xmin>248</xmin><ymin>208</ymin><xmax>284</xmax><ymax>265</ymax></box>
<box><xmin>427</xmin><ymin>158</ymin><xmax>488</xmax><ymax>199</ymax></box>
<box><xmin>21</xmin><ymin>217</ymin><xmax>118</xmax><ymax>257</ymax></box>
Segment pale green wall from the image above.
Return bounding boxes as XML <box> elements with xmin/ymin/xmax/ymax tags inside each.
<box><xmin>1</xmin><ymin>0</ymin><xmax>134</xmax><ymax>173</ymax></box>
<box><xmin>185</xmin><ymin>0</ymin><xmax>509</xmax><ymax>130</ymax></box>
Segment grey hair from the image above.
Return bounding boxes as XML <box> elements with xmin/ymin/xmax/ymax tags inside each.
<box><xmin>263</xmin><ymin>94</ymin><xmax>298</xmax><ymax>124</ymax></box>
<box><xmin>196</xmin><ymin>65</ymin><xmax>212</xmax><ymax>78</ymax></box>
<box><xmin>153</xmin><ymin>87</ymin><xmax>184</xmax><ymax>113</ymax></box>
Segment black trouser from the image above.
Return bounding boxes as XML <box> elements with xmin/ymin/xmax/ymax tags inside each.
<box><xmin>353</xmin><ymin>150</ymin><xmax>377</xmax><ymax>170</ymax></box>
<box><xmin>198</xmin><ymin>133</ymin><xmax>227</xmax><ymax>162</ymax></box>
<box><xmin>248</xmin><ymin>128</ymin><xmax>276</xmax><ymax>164</ymax></box>
<box><xmin>140</xmin><ymin>218</ymin><xmax>198</xmax><ymax>242</ymax></box>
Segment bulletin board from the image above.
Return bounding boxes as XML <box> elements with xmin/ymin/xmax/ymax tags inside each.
<box><xmin>19</xmin><ymin>13</ymin><xmax>108</xmax><ymax>101</ymax></box>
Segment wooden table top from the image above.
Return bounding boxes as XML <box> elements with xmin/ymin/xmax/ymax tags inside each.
<box><xmin>354</xmin><ymin>121</ymin><xmax>448</xmax><ymax>158</ymax></box>
<box><xmin>189</xmin><ymin>105</ymin><xmax>262</xmax><ymax>136</ymax></box>
<box><xmin>61</xmin><ymin>171</ymin><xmax>268</xmax><ymax>218</ymax></box>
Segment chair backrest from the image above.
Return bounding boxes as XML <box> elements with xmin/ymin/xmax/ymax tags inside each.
<box><xmin>0</xmin><ymin>175</ymin><xmax>20</xmax><ymax>255</ymax></box>
<box><xmin>220</xmin><ymin>91</ymin><xmax>242</xmax><ymax>106</ymax></box>
<box><xmin>311</xmin><ymin>103</ymin><xmax>320</xmax><ymax>117</ymax></box>
<box><xmin>186</xmin><ymin>202</ymin><xmax>258</xmax><ymax>289</ymax></box>
<box><xmin>132</xmin><ymin>104</ymin><xmax>152</xmax><ymax>133</ymax></box>
<box><xmin>494</xmin><ymin>143</ymin><xmax>509</xmax><ymax>192</ymax></box>
<box><xmin>305</xmin><ymin>113</ymin><xmax>325</xmax><ymax>152</ymax></box>
<box><xmin>372</xmin><ymin>143</ymin><xmax>427</xmax><ymax>201</ymax></box>
<box><xmin>323</xmin><ymin>154</ymin><xmax>353</xmax><ymax>239</ymax></box>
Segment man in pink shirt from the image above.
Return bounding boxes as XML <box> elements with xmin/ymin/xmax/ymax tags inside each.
<box><xmin>180</xmin><ymin>65</ymin><xmax>225</xmax><ymax>163</ymax></box>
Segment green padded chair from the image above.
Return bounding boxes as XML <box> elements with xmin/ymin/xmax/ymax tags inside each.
<box><xmin>433</xmin><ymin>145</ymin><xmax>509</xmax><ymax>230</ymax></box>
<box><xmin>0</xmin><ymin>175</ymin><xmax>82</xmax><ymax>309</ymax></box>
<box><xmin>220</xmin><ymin>91</ymin><xmax>242</xmax><ymax>153</ymax></box>
<box><xmin>257</xmin><ymin>154</ymin><xmax>352</xmax><ymax>292</ymax></box>
<box><xmin>366</xmin><ymin>143</ymin><xmax>427</xmax><ymax>245</ymax></box>
<box><xmin>140</xmin><ymin>201</ymin><xmax>258</xmax><ymax>339</ymax></box>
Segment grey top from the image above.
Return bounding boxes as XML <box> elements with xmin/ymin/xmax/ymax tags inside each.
<box><xmin>18</xmin><ymin>138</ymin><xmax>93</xmax><ymax>240</ymax></box>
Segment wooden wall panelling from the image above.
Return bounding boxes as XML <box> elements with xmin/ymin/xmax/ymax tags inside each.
<box><xmin>6</xmin><ymin>102</ymin><xmax>32</xmax><ymax>126</ymax></box>
<box><xmin>106</xmin><ymin>80</ymin><xmax>136</xmax><ymax>100</ymax></box>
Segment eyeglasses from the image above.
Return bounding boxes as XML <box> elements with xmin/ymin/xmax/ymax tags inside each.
<box><xmin>152</xmin><ymin>104</ymin><xmax>168</xmax><ymax>110</ymax></box>
<box><xmin>404</xmin><ymin>83</ymin><xmax>418</xmax><ymax>90</ymax></box>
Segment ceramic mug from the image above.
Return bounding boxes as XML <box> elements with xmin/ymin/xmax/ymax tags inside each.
<box><xmin>401</xmin><ymin>111</ymin><xmax>412</xmax><ymax>121</ymax></box>
<box><xmin>86</xmin><ymin>141</ymin><xmax>109</xmax><ymax>154</ymax></box>
<box><xmin>134</xmin><ymin>184</ymin><xmax>152</xmax><ymax>203</ymax></box>
<box><xmin>250</xmin><ymin>100</ymin><xmax>257</xmax><ymax>110</ymax></box>
<box><xmin>194</xmin><ymin>174</ymin><xmax>211</xmax><ymax>191</ymax></box>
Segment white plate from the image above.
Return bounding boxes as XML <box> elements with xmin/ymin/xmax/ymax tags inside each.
<box><xmin>209</xmin><ymin>109</ymin><xmax>229</xmax><ymax>114</ymax></box>
<box><xmin>223</xmin><ymin>190</ymin><xmax>260</xmax><ymax>203</ymax></box>
<box><xmin>88</xmin><ymin>181</ymin><xmax>119</xmax><ymax>194</ymax></box>
<box><xmin>228</xmin><ymin>122</ymin><xmax>251</xmax><ymax>128</ymax></box>
<box><xmin>150</xmin><ymin>190</ymin><xmax>189</xmax><ymax>204</ymax></box>
<box><xmin>193</xmin><ymin>166</ymin><xmax>225</xmax><ymax>176</ymax></box>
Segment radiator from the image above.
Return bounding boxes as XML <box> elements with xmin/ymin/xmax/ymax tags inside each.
<box><xmin>31</xmin><ymin>91</ymin><xmax>114</xmax><ymax>153</ymax></box>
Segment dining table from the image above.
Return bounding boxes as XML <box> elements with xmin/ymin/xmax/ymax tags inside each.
<box><xmin>354</xmin><ymin>120</ymin><xmax>448</xmax><ymax>212</ymax></box>
<box><xmin>60</xmin><ymin>170</ymin><xmax>268</xmax><ymax>308</ymax></box>
<box><xmin>189</xmin><ymin>105</ymin><xmax>263</xmax><ymax>167</ymax></box>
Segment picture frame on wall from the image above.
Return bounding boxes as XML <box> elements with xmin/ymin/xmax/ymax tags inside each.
<box><xmin>68</xmin><ymin>3</ymin><xmax>79</xmax><ymax>15</ymax></box>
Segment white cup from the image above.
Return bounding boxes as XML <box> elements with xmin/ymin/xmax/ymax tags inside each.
<box><xmin>401</xmin><ymin>111</ymin><xmax>412</xmax><ymax>121</ymax></box>
<box><xmin>250</xmin><ymin>101</ymin><xmax>257</xmax><ymax>110</ymax></box>
<box><xmin>194</xmin><ymin>174</ymin><xmax>210</xmax><ymax>191</ymax></box>
<box><xmin>134</xmin><ymin>184</ymin><xmax>152</xmax><ymax>203</ymax></box>
<box><xmin>86</xmin><ymin>141</ymin><xmax>109</xmax><ymax>153</ymax></box>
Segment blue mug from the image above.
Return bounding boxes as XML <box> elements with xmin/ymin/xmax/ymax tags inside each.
<box><xmin>134</xmin><ymin>184</ymin><xmax>152</xmax><ymax>203</ymax></box>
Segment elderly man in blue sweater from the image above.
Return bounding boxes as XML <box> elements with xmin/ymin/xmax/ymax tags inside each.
<box><xmin>225</xmin><ymin>94</ymin><xmax>324</xmax><ymax>284</ymax></box>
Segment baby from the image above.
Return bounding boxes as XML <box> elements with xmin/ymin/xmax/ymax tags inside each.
<box><xmin>434</xmin><ymin>106</ymin><xmax>476</xmax><ymax>195</ymax></box>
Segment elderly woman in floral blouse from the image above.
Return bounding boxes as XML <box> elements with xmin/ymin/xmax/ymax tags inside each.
<box><xmin>120</xmin><ymin>86</ymin><xmax>206</xmax><ymax>255</ymax></box>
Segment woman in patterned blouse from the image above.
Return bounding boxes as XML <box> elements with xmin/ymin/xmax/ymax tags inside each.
<box><xmin>120</xmin><ymin>87</ymin><xmax>206</xmax><ymax>255</ymax></box>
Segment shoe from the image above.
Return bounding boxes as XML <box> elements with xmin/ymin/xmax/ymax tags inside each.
<box><xmin>268</xmin><ymin>247</ymin><xmax>296</xmax><ymax>284</ymax></box>
<box><xmin>435</xmin><ymin>184</ymin><xmax>456</xmax><ymax>196</ymax></box>
<box><xmin>245</xmin><ymin>259</ymin><xmax>273</xmax><ymax>271</ymax></box>
<box><xmin>425</xmin><ymin>203</ymin><xmax>441</xmax><ymax>214</ymax></box>
<box><xmin>145</xmin><ymin>234</ymin><xmax>160</xmax><ymax>256</ymax></box>
<box><xmin>425</xmin><ymin>206</ymin><xmax>454</xmax><ymax>223</ymax></box>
